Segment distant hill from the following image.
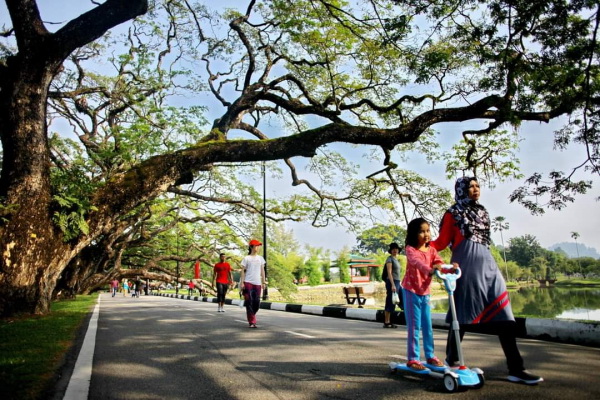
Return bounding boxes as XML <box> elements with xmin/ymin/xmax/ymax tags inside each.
<box><xmin>549</xmin><ymin>242</ymin><xmax>600</xmax><ymax>259</ymax></box>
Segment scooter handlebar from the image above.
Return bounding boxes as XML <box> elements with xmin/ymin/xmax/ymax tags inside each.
<box><xmin>435</xmin><ymin>264</ymin><xmax>461</xmax><ymax>280</ymax></box>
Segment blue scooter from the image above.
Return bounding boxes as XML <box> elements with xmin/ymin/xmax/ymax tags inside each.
<box><xmin>389</xmin><ymin>265</ymin><xmax>484</xmax><ymax>393</ymax></box>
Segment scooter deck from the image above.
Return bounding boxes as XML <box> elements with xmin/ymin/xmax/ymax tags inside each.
<box><xmin>389</xmin><ymin>361</ymin><xmax>447</xmax><ymax>375</ymax></box>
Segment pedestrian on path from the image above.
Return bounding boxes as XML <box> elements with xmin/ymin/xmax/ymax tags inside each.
<box><xmin>213</xmin><ymin>253</ymin><xmax>233</xmax><ymax>312</ymax></box>
<box><xmin>382</xmin><ymin>242</ymin><xmax>403</xmax><ymax>328</ymax></box>
<box><xmin>430</xmin><ymin>176</ymin><xmax>543</xmax><ymax>385</ymax></box>
<box><xmin>402</xmin><ymin>218</ymin><xmax>447</xmax><ymax>371</ymax></box>
<box><xmin>240</xmin><ymin>239</ymin><xmax>266</xmax><ymax>328</ymax></box>
<box><xmin>110</xmin><ymin>279</ymin><xmax>119</xmax><ymax>297</ymax></box>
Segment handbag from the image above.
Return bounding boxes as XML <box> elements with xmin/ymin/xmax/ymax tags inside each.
<box><xmin>392</xmin><ymin>291</ymin><xmax>400</xmax><ymax>305</ymax></box>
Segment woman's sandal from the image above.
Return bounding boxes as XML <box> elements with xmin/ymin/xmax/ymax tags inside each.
<box><xmin>383</xmin><ymin>323</ymin><xmax>398</xmax><ymax>328</ymax></box>
<box><xmin>407</xmin><ymin>360</ymin><xmax>426</xmax><ymax>371</ymax></box>
<box><xmin>427</xmin><ymin>357</ymin><xmax>444</xmax><ymax>367</ymax></box>
<box><xmin>249</xmin><ymin>324</ymin><xmax>257</xmax><ymax>328</ymax></box>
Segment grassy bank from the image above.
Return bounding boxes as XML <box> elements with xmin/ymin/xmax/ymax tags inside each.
<box><xmin>0</xmin><ymin>294</ymin><xmax>98</xmax><ymax>400</ymax></box>
<box><xmin>555</xmin><ymin>278</ymin><xmax>600</xmax><ymax>286</ymax></box>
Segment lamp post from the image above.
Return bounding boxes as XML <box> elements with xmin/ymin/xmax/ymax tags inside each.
<box><xmin>262</xmin><ymin>161</ymin><xmax>269</xmax><ymax>300</ymax></box>
<box><xmin>492</xmin><ymin>216</ymin><xmax>510</xmax><ymax>282</ymax></box>
<box><xmin>175</xmin><ymin>218</ymin><xmax>180</xmax><ymax>295</ymax></box>
<box><xmin>571</xmin><ymin>231</ymin><xmax>581</xmax><ymax>276</ymax></box>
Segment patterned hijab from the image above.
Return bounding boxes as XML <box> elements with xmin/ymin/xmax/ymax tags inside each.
<box><xmin>447</xmin><ymin>177</ymin><xmax>491</xmax><ymax>246</ymax></box>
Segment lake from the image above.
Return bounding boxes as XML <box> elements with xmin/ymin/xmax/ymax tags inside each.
<box><xmin>430</xmin><ymin>287</ymin><xmax>600</xmax><ymax>322</ymax></box>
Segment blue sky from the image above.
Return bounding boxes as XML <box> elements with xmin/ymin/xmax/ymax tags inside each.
<box><xmin>284</xmin><ymin>117</ymin><xmax>600</xmax><ymax>254</ymax></box>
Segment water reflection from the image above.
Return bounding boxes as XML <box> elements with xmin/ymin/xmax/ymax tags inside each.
<box><xmin>430</xmin><ymin>287</ymin><xmax>600</xmax><ymax>322</ymax></box>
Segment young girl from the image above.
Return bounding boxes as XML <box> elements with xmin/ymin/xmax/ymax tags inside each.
<box><xmin>240</xmin><ymin>239</ymin><xmax>266</xmax><ymax>328</ymax></box>
<box><xmin>402</xmin><ymin>217</ymin><xmax>449</xmax><ymax>370</ymax></box>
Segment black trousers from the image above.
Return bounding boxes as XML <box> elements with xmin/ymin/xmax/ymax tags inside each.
<box><xmin>446</xmin><ymin>320</ymin><xmax>524</xmax><ymax>373</ymax></box>
<box><xmin>216</xmin><ymin>282</ymin><xmax>229</xmax><ymax>303</ymax></box>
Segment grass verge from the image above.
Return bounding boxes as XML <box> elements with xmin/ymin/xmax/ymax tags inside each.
<box><xmin>0</xmin><ymin>294</ymin><xmax>98</xmax><ymax>400</ymax></box>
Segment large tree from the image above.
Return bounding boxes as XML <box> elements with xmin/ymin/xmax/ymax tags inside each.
<box><xmin>1</xmin><ymin>0</ymin><xmax>598</xmax><ymax>317</ymax></box>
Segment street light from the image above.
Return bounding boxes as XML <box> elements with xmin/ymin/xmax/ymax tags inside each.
<box><xmin>176</xmin><ymin>217</ymin><xmax>180</xmax><ymax>295</ymax></box>
<box><xmin>262</xmin><ymin>161</ymin><xmax>269</xmax><ymax>300</ymax></box>
<box><xmin>571</xmin><ymin>231</ymin><xmax>581</xmax><ymax>276</ymax></box>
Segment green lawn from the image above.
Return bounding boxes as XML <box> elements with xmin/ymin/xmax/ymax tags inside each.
<box><xmin>555</xmin><ymin>277</ymin><xmax>600</xmax><ymax>286</ymax></box>
<box><xmin>0</xmin><ymin>294</ymin><xmax>98</xmax><ymax>400</ymax></box>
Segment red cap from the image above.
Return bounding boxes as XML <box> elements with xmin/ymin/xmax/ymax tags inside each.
<box><xmin>249</xmin><ymin>239</ymin><xmax>262</xmax><ymax>246</ymax></box>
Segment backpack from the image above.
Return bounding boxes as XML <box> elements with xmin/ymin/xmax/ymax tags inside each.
<box><xmin>381</xmin><ymin>263</ymin><xmax>388</xmax><ymax>280</ymax></box>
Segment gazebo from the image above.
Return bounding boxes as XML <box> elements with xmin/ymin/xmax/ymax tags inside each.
<box><xmin>348</xmin><ymin>254</ymin><xmax>380</xmax><ymax>283</ymax></box>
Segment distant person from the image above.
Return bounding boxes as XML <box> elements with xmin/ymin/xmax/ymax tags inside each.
<box><xmin>134</xmin><ymin>278</ymin><xmax>142</xmax><ymax>298</ymax></box>
<box><xmin>430</xmin><ymin>177</ymin><xmax>543</xmax><ymax>385</ymax></box>
<box><xmin>213</xmin><ymin>253</ymin><xmax>233</xmax><ymax>312</ymax></box>
<box><xmin>240</xmin><ymin>239</ymin><xmax>266</xmax><ymax>328</ymax></box>
<box><xmin>122</xmin><ymin>280</ymin><xmax>129</xmax><ymax>297</ymax></box>
<box><xmin>402</xmin><ymin>218</ymin><xmax>447</xmax><ymax>370</ymax></box>
<box><xmin>188</xmin><ymin>280</ymin><xmax>195</xmax><ymax>296</ymax></box>
<box><xmin>382</xmin><ymin>242</ymin><xmax>403</xmax><ymax>328</ymax></box>
<box><xmin>110</xmin><ymin>279</ymin><xmax>119</xmax><ymax>297</ymax></box>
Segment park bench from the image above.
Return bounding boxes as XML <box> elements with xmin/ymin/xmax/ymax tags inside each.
<box><xmin>342</xmin><ymin>286</ymin><xmax>371</xmax><ymax>308</ymax></box>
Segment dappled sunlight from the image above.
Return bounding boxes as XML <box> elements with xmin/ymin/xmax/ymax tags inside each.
<box><xmin>95</xmin><ymin>363</ymin><xmax>164</xmax><ymax>379</ymax></box>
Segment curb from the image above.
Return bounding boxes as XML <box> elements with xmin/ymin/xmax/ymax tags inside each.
<box><xmin>153</xmin><ymin>293</ymin><xmax>600</xmax><ymax>347</ymax></box>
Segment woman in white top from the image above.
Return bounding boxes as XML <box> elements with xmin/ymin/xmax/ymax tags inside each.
<box><xmin>240</xmin><ymin>239</ymin><xmax>266</xmax><ymax>328</ymax></box>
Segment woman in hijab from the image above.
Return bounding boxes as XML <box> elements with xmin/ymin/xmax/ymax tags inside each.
<box><xmin>430</xmin><ymin>177</ymin><xmax>543</xmax><ymax>385</ymax></box>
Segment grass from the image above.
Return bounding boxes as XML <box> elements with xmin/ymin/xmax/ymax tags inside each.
<box><xmin>0</xmin><ymin>294</ymin><xmax>98</xmax><ymax>400</ymax></box>
<box><xmin>555</xmin><ymin>277</ymin><xmax>600</xmax><ymax>286</ymax></box>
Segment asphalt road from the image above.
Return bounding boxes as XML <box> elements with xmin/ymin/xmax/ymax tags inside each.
<box><xmin>73</xmin><ymin>293</ymin><xmax>600</xmax><ymax>399</ymax></box>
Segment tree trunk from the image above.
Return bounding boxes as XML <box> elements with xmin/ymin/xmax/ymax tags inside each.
<box><xmin>0</xmin><ymin>42</ymin><xmax>70</xmax><ymax>315</ymax></box>
<box><xmin>0</xmin><ymin>0</ymin><xmax>149</xmax><ymax>317</ymax></box>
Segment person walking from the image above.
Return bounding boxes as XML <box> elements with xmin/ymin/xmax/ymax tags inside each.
<box><xmin>382</xmin><ymin>242</ymin><xmax>403</xmax><ymax>328</ymax></box>
<box><xmin>402</xmin><ymin>218</ymin><xmax>447</xmax><ymax>370</ymax></box>
<box><xmin>110</xmin><ymin>279</ymin><xmax>119</xmax><ymax>297</ymax></box>
<box><xmin>240</xmin><ymin>239</ymin><xmax>266</xmax><ymax>328</ymax></box>
<box><xmin>213</xmin><ymin>253</ymin><xmax>233</xmax><ymax>312</ymax></box>
<box><xmin>188</xmin><ymin>280</ymin><xmax>195</xmax><ymax>296</ymax></box>
<box><xmin>134</xmin><ymin>277</ymin><xmax>142</xmax><ymax>298</ymax></box>
<box><xmin>430</xmin><ymin>176</ymin><xmax>543</xmax><ymax>385</ymax></box>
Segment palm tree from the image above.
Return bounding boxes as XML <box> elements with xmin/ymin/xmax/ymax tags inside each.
<box><xmin>492</xmin><ymin>216</ymin><xmax>510</xmax><ymax>282</ymax></box>
<box><xmin>571</xmin><ymin>231</ymin><xmax>582</xmax><ymax>276</ymax></box>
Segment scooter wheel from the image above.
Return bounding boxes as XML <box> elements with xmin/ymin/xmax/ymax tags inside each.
<box><xmin>443</xmin><ymin>374</ymin><xmax>458</xmax><ymax>393</ymax></box>
<box><xmin>473</xmin><ymin>373</ymin><xmax>485</xmax><ymax>389</ymax></box>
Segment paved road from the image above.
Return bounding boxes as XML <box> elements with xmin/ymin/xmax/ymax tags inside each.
<box><xmin>68</xmin><ymin>293</ymin><xmax>600</xmax><ymax>399</ymax></box>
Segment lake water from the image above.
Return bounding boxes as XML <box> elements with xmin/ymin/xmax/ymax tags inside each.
<box><xmin>429</xmin><ymin>287</ymin><xmax>600</xmax><ymax>322</ymax></box>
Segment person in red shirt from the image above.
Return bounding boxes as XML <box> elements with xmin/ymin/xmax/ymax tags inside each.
<box><xmin>110</xmin><ymin>279</ymin><xmax>119</xmax><ymax>297</ymax></box>
<box><xmin>188</xmin><ymin>280</ymin><xmax>195</xmax><ymax>296</ymax></box>
<box><xmin>213</xmin><ymin>253</ymin><xmax>233</xmax><ymax>312</ymax></box>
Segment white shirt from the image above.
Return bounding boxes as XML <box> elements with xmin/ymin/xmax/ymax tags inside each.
<box><xmin>241</xmin><ymin>255</ymin><xmax>265</xmax><ymax>285</ymax></box>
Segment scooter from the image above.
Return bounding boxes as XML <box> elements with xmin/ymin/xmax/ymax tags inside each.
<box><xmin>389</xmin><ymin>265</ymin><xmax>484</xmax><ymax>393</ymax></box>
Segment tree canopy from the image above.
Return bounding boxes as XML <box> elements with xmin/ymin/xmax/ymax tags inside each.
<box><xmin>0</xmin><ymin>0</ymin><xmax>598</xmax><ymax>317</ymax></box>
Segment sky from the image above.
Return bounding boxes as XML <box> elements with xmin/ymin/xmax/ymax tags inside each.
<box><xmin>3</xmin><ymin>1</ymin><xmax>598</xmax><ymax>255</ymax></box>
<box><xmin>283</xmin><ymin>117</ymin><xmax>600</xmax><ymax>254</ymax></box>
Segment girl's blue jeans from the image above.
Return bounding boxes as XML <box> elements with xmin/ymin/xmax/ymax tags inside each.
<box><xmin>403</xmin><ymin>289</ymin><xmax>435</xmax><ymax>361</ymax></box>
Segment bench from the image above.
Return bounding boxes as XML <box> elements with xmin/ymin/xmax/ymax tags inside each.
<box><xmin>343</xmin><ymin>286</ymin><xmax>369</xmax><ymax>308</ymax></box>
